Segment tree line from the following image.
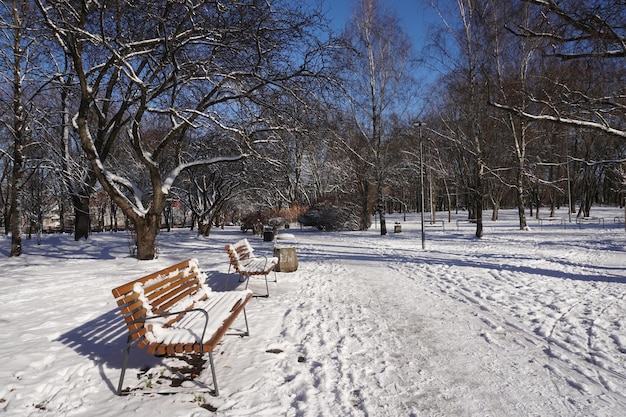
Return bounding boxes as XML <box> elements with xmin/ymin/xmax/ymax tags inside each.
<box><xmin>1</xmin><ymin>0</ymin><xmax>624</xmax><ymax>259</ymax></box>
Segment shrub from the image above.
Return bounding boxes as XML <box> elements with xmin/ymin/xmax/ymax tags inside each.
<box><xmin>298</xmin><ymin>202</ymin><xmax>359</xmax><ymax>231</ymax></box>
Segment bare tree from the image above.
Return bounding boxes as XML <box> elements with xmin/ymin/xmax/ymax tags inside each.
<box><xmin>488</xmin><ymin>1</ymin><xmax>546</xmax><ymax>229</ymax></box>
<box><xmin>492</xmin><ymin>0</ymin><xmax>626</xmax><ymax>139</ymax></box>
<box><xmin>429</xmin><ymin>0</ymin><xmax>493</xmax><ymax>237</ymax></box>
<box><xmin>36</xmin><ymin>0</ymin><xmax>333</xmax><ymax>259</ymax></box>
<box><xmin>341</xmin><ymin>0</ymin><xmax>417</xmax><ymax>235</ymax></box>
<box><xmin>0</xmin><ymin>0</ymin><xmax>56</xmax><ymax>256</ymax></box>
<box><xmin>186</xmin><ymin>168</ymin><xmax>241</xmax><ymax>237</ymax></box>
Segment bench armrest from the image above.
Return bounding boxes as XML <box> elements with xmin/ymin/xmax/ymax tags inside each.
<box><xmin>131</xmin><ymin>308</ymin><xmax>210</xmax><ymax>348</ymax></box>
<box><xmin>259</xmin><ymin>254</ymin><xmax>270</xmax><ymax>269</ymax></box>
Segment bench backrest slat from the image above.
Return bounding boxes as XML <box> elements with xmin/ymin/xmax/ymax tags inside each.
<box><xmin>225</xmin><ymin>238</ymin><xmax>256</xmax><ymax>273</ymax></box>
<box><xmin>147</xmin><ymin>271</ymin><xmax>202</xmax><ymax>313</ymax></box>
<box><xmin>234</xmin><ymin>239</ymin><xmax>254</xmax><ymax>259</ymax></box>
<box><xmin>119</xmin><ymin>298</ymin><xmax>144</xmax><ymax>316</ymax></box>
<box><xmin>112</xmin><ymin>259</ymin><xmax>193</xmax><ymax>297</ymax></box>
<box><xmin>112</xmin><ymin>259</ymin><xmax>206</xmax><ymax>334</ymax></box>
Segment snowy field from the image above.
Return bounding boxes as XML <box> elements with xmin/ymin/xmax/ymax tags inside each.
<box><xmin>1</xmin><ymin>207</ymin><xmax>625</xmax><ymax>416</ymax></box>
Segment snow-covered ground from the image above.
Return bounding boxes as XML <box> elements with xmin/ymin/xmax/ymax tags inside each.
<box><xmin>1</xmin><ymin>207</ymin><xmax>625</xmax><ymax>416</ymax></box>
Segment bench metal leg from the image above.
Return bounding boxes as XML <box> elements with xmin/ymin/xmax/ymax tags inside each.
<box><xmin>116</xmin><ymin>334</ymin><xmax>133</xmax><ymax>395</ymax></box>
<box><xmin>208</xmin><ymin>351</ymin><xmax>219</xmax><ymax>397</ymax></box>
<box><xmin>244</xmin><ymin>273</ymin><xmax>270</xmax><ymax>297</ymax></box>
<box><xmin>243</xmin><ymin>307</ymin><xmax>250</xmax><ymax>336</ymax></box>
<box><xmin>225</xmin><ymin>265</ymin><xmax>231</xmax><ymax>290</ymax></box>
<box><xmin>115</xmin><ymin>314</ymin><xmax>249</xmax><ymax>397</ymax></box>
<box><xmin>243</xmin><ymin>273</ymin><xmax>250</xmax><ymax>290</ymax></box>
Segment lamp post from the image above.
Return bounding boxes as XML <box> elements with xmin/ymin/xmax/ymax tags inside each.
<box><xmin>415</xmin><ymin>122</ymin><xmax>426</xmax><ymax>249</ymax></box>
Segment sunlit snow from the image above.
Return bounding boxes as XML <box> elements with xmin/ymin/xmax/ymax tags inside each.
<box><xmin>1</xmin><ymin>208</ymin><xmax>625</xmax><ymax>416</ymax></box>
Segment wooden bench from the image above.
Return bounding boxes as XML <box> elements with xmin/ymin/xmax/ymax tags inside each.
<box><xmin>225</xmin><ymin>238</ymin><xmax>278</xmax><ymax>297</ymax></box>
<box><xmin>111</xmin><ymin>258</ymin><xmax>252</xmax><ymax>396</ymax></box>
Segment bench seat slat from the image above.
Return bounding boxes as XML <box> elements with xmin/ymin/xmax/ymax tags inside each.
<box><xmin>240</xmin><ymin>257</ymin><xmax>277</xmax><ymax>274</ymax></box>
<box><xmin>144</xmin><ymin>292</ymin><xmax>251</xmax><ymax>347</ymax></box>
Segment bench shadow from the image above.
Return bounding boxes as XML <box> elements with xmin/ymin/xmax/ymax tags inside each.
<box><xmin>56</xmin><ymin>308</ymin><xmax>161</xmax><ymax>394</ymax></box>
<box><xmin>207</xmin><ymin>270</ymin><xmax>250</xmax><ymax>292</ymax></box>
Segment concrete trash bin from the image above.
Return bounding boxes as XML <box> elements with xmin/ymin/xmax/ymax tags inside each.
<box><xmin>273</xmin><ymin>233</ymin><xmax>298</xmax><ymax>272</ymax></box>
<box><xmin>273</xmin><ymin>246</ymin><xmax>298</xmax><ymax>272</ymax></box>
<box><xmin>394</xmin><ymin>222</ymin><xmax>402</xmax><ymax>233</ymax></box>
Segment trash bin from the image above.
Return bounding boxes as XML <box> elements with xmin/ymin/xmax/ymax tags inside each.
<box><xmin>273</xmin><ymin>246</ymin><xmax>298</xmax><ymax>272</ymax></box>
<box><xmin>273</xmin><ymin>233</ymin><xmax>298</xmax><ymax>272</ymax></box>
<box><xmin>263</xmin><ymin>226</ymin><xmax>274</xmax><ymax>242</ymax></box>
<box><xmin>394</xmin><ymin>222</ymin><xmax>402</xmax><ymax>233</ymax></box>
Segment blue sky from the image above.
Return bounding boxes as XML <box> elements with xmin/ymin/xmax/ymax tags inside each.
<box><xmin>320</xmin><ymin>0</ymin><xmax>450</xmax><ymax>87</ymax></box>
<box><xmin>321</xmin><ymin>0</ymin><xmax>441</xmax><ymax>53</ymax></box>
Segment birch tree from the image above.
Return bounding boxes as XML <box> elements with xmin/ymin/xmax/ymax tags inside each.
<box><xmin>0</xmin><ymin>0</ymin><xmax>54</xmax><ymax>256</ymax></box>
<box><xmin>341</xmin><ymin>0</ymin><xmax>416</xmax><ymax>235</ymax></box>
<box><xmin>488</xmin><ymin>1</ymin><xmax>545</xmax><ymax>230</ymax></box>
<box><xmin>430</xmin><ymin>0</ymin><xmax>492</xmax><ymax>237</ymax></box>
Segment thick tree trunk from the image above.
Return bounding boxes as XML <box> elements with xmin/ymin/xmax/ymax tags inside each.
<box><xmin>73</xmin><ymin>194</ymin><xmax>91</xmax><ymax>240</ymax></box>
<box><xmin>492</xmin><ymin>203</ymin><xmax>499</xmax><ymax>221</ymax></box>
<box><xmin>198</xmin><ymin>215</ymin><xmax>212</xmax><ymax>237</ymax></box>
<box><xmin>516</xmin><ymin>175</ymin><xmax>528</xmax><ymax>230</ymax></box>
<box><xmin>9</xmin><ymin>195</ymin><xmax>22</xmax><ymax>256</ymax></box>
<box><xmin>475</xmin><ymin>167</ymin><xmax>484</xmax><ymax>238</ymax></box>
<box><xmin>475</xmin><ymin>198</ymin><xmax>483</xmax><ymax>238</ymax></box>
<box><xmin>377</xmin><ymin>181</ymin><xmax>387</xmax><ymax>235</ymax></box>
<box><xmin>518</xmin><ymin>202</ymin><xmax>527</xmax><ymax>230</ymax></box>
<box><xmin>134</xmin><ymin>213</ymin><xmax>160</xmax><ymax>260</ymax></box>
<box><xmin>8</xmin><ymin>146</ymin><xmax>23</xmax><ymax>256</ymax></box>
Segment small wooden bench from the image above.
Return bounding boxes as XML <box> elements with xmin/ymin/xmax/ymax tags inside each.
<box><xmin>111</xmin><ymin>258</ymin><xmax>252</xmax><ymax>396</ymax></box>
<box><xmin>225</xmin><ymin>238</ymin><xmax>278</xmax><ymax>297</ymax></box>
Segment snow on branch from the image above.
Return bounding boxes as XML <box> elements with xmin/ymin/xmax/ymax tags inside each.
<box><xmin>95</xmin><ymin>160</ymin><xmax>148</xmax><ymax>215</ymax></box>
<box><xmin>161</xmin><ymin>154</ymin><xmax>248</xmax><ymax>195</ymax></box>
<box><xmin>489</xmin><ymin>101</ymin><xmax>626</xmax><ymax>139</ymax></box>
